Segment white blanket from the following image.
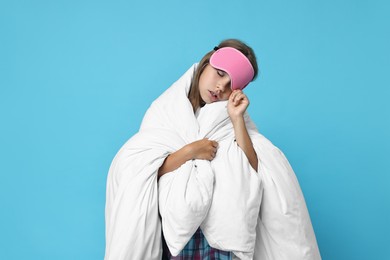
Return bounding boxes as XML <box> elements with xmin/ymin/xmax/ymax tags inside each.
<box><xmin>105</xmin><ymin>64</ymin><xmax>321</xmax><ymax>260</ymax></box>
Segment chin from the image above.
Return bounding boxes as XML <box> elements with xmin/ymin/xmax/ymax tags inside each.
<box><xmin>200</xmin><ymin>97</ymin><xmax>210</xmax><ymax>104</ymax></box>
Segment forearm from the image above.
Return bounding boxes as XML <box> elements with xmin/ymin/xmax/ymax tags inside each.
<box><xmin>158</xmin><ymin>139</ymin><xmax>219</xmax><ymax>179</ymax></box>
<box><xmin>231</xmin><ymin>116</ymin><xmax>258</xmax><ymax>172</ymax></box>
<box><xmin>158</xmin><ymin>145</ymin><xmax>192</xmax><ymax>179</ymax></box>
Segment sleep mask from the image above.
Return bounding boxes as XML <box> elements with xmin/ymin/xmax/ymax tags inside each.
<box><xmin>209</xmin><ymin>47</ymin><xmax>255</xmax><ymax>90</ymax></box>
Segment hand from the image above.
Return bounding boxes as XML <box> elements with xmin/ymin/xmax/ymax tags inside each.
<box><xmin>227</xmin><ymin>90</ymin><xmax>250</xmax><ymax>120</ymax></box>
<box><xmin>186</xmin><ymin>138</ymin><xmax>219</xmax><ymax>161</ymax></box>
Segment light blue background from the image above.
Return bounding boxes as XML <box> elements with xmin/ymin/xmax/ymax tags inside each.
<box><xmin>1</xmin><ymin>1</ymin><xmax>389</xmax><ymax>259</ymax></box>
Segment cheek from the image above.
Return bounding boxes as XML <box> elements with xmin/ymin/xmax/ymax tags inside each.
<box><xmin>198</xmin><ymin>78</ymin><xmax>207</xmax><ymax>93</ymax></box>
<box><xmin>200</xmin><ymin>67</ymin><xmax>218</xmax><ymax>86</ymax></box>
<box><xmin>198</xmin><ymin>73</ymin><xmax>209</xmax><ymax>88</ymax></box>
<box><xmin>197</xmin><ymin>78</ymin><xmax>208</xmax><ymax>101</ymax></box>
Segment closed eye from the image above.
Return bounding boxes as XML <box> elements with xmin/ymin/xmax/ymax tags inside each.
<box><xmin>216</xmin><ymin>69</ymin><xmax>225</xmax><ymax>77</ymax></box>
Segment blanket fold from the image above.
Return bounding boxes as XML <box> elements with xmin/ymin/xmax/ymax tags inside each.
<box><xmin>157</xmin><ymin>101</ymin><xmax>263</xmax><ymax>259</ymax></box>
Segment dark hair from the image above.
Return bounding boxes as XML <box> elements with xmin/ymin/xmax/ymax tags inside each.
<box><xmin>188</xmin><ymin>39</ymin><xmax>259</xmax><ymax>112</ymax></box>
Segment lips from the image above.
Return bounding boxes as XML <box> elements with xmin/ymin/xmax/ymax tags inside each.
<box><xmin>209</xmin><ymin>90</ymin><xmax>219</xmax><ymax>102</ymax></box>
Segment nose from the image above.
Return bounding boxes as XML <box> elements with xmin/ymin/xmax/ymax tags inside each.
<box><xmin>217</xmin><ymin>79</ymin><xmax>231</xmax><ymax>93</ymax></box>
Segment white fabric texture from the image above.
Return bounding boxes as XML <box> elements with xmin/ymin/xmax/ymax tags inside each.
<box><xmin>156</xmin><ymin>90</ymin><xmax>263</xmax><ymax>259</ymax></box>
<box><xmin>104</xmin><ymin>64</ymin><xmax>321</xmax><ymax>260</ymax></box>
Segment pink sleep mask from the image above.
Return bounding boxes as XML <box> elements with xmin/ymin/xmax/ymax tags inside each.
<box><xmin>209</xmin><ymin>47</ymin><xmax>255</xmax><ymax>90</ymax></box>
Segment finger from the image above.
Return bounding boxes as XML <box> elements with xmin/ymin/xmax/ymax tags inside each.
<box><xmin>232</xmin><ymin>91</ymin><xmax>246</xmax><ymax>104</ymax></box>
<box><xmin>209</xmin><ymin>145</ymin><xmax>217</xmax><ymax>154</ymax></box>
<box><xmin>238</xmin><ymin>93</ymin><xmax>248</xmax><ymax>102</ymax></box>
<box><xmin>229</xmin><ymin>90</ymin><xmax>240</xmax><ymax>102</ymax></box>
<box><xmin>233</xmin><ymin>94</ymin><xmax>244</xmax><ymax>105</ymax></box>
<box><xmin>232</xmin><ymin>89</ymin><xmax>243</xmax><ymax>95</ymax></box>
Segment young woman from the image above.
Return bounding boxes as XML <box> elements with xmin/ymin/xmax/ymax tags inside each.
<box><xmin>159</xmin><ymin>40</ymin><xmax>258</xmax><ymax>259</ymax></box>
<box><xmin>105</xmin><ymin>39</ymin><xmax>321</xmax><ymax>260</ymax></box>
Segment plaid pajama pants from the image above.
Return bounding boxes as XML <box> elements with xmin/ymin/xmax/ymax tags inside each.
<box><xmin>162</xmin><ymin>228</ymin><xmax>232</xmax><ymax>260</ymax></box>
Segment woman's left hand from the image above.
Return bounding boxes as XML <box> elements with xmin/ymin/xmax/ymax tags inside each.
<box><xmin>227</xmin><ymin>90</ymin><xmax>249</xmax><ymax>120</ymax></box>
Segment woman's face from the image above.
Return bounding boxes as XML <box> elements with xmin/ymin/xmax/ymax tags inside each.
<box><xmin>198</xmin><ymin>64</ymin><xmax>232</xmax><ymax>104</ymax></box>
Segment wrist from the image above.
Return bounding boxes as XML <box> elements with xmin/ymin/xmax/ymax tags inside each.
<box><xmin>229</xmin><ymin>114</ymin><xmax>245</xmax><ymax>125</ymax></box>
<box><xmin>182</xmin><ymin>143</ymin><xmax>194</xmax><ymax>161</ymax></box>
